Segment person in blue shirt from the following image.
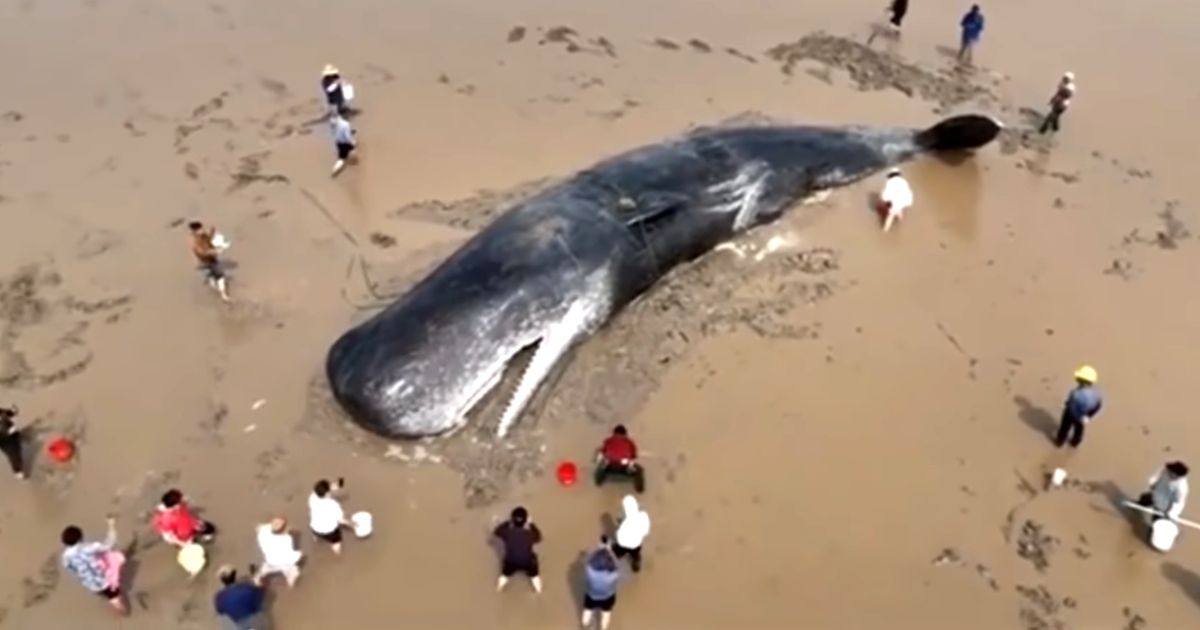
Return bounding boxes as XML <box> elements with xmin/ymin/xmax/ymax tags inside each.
<box><xmin>957</xmin><ymin>5</ymin><xmax>985</xmax><ymax>62</ymax></box>
<box><xmin>214</xmin><ymin>565</ymin><xmax>267</xmax><ymax>630</ymax></box>
<box><xmin>1055</xmin><ymin>365</ymin><xmax>1102</xmax><ymax>448</ymax></box>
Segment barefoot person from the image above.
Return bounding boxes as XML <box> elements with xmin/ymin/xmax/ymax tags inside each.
<box><xmin>594</xmin><ymin>425</ymin><xmax>646</xmax><ymax>493</ymax></box>
<box><xmin>0</xmin><ymin>405</ymin><xmax>26</xmax><ymax>480</ymax></box>
<box><xmin>581</xmin><ymin>539</ymin><xmax>622</xmax><ymax>630</ymax></box>
<box><xmin>329</xmin><ymin>113</ymin><xmax>357</xmax><ymax>176</ymax></box>
<box><xmin>613</xmin><ymin>495</ymin><xmax>651</xmax><ymax>573</ymax></box>
<box><xmin>308</xmin><ymin>478</ymin><xmax>353</xmax><ymax>555</ymax></box>
<box><xmin>152</xmin><ymin>489</ymin><xmax>218</xmax><ymax>548</ymax></box>
<box><xmin>60</xmin><ymin>518</ymin><xmax>128</xmax><ymax>616</ymax></box>
<box><xmin>1054</xmin><ymin>365</ymin><xmax>1102</xmax><ymax>449</ymax></box>
<box><xmin>878</xmin><ymin>168</ymin><xmax>913</xmax><ymax>232</ymax></box>
<box><xmin>957</xmin><ymin>4</ymin><xmax>985</xmax><ymax>62</ymax></box>
<box><xmin>188</xmin><ymin>221</ymin><xmax>230</xmax><ymax>302</ymax></box>
<box><xmin>493</xmin><ymin>506</ymin><xmax>543</xmax><ymax>593</ymax></box>
<box><xmin>1039</xmin><ymin>72</ymin><xmax>1076</xmax><ymax>135</ymax></box>
<box><xmin>256</xmin><ymin>517</ymin><xmax>302</xmax><ymax>587</ymax></box>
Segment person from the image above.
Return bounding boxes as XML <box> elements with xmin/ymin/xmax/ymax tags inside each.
<box><xmin>493</xmin><ymin>506</ymin><xmax>543</xmax><ymax>593</ymax></box>
<box><xmin>329</xmin><ymin>113</ymin><xmax>357</xmax><ymax>177</ymax></box>
<box><xmin>0</xmin><ymin>405</ymin><xmax>26</xmax><ymax>479</ymax></box>
<box><xmin>581</xmin><ymin>539</ymin><xmax>621</xmax><ymax>630</ymax></box>
<box><xmin>1040</xmin><ymin>72</ymin><xmax>1076</xmax><ymax>135</ymax></box>
<box><xmin>612</xmin><ymin>495</ymin><xmax>651</xmax><ymax>573</ymax></box>
<box><xmin>214</xmin><ymin>565</ymin><xmax>268</xmax><ymax>630</ymax></box>
<box><xmin>594</xmin><ymin>425</ymin><xmax>645</xmax><ymax>493</ymax></box>
<box><xmin>256</xmin><ymin>517</ymin><xmax>302</xmax><ymax>587</ymax></box>
<box><xmin>878</xmin><ymin>168</ymin><xmax>913</xmax><ymax>232</ymax></box>
<box><xmin>320</xmin><ymin>64</ymin><xmax>350</xmax><ymax>117</ymax></box>
<box><xmin>151</xmin><ymin>489</ymin><xmax>218</xmax><ymax>548</ymax></box>
<box><xmin>309</xmin><ymin>478</ymin><xmax>353</xmax><ymax>555</ymax></box>
<box><xmin>889</xmin><ymin>0</ymin><xmax>909</xmax><ymax>28</ymax></box>
<box><xmin>957</xmin><ymin>5</ymin><xmax>985</xmax><ymax>62</ymax></box>
<box><xmin>1054</xmin><ymin>365</ymin><xmax>1102</xmax><ymax>448</ymax></box>
<box><xmin>187</xmin><ymin>221</ymin><xmax>230</xmax><ymax>302</ymax></box>
<box><xmin>60</xmin><ymin>518</ymin><xmax>128</xmax><ymax>615</ymax></box>
<box><xmin>1140</xmin><ymin>462</ymin><xmax>1190</xmax><ymax>521</ymax></box>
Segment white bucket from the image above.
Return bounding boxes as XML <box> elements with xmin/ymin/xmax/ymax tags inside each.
<box><xmin>1151</xmin><ymin>519</ymin><xmax>1180</xmax><ymax>552</ymax></box>
<box><xmin>211</xmin><ymin>232</ymin><xmax>231</xmax><ymax>251</ymax></box>
<box><xmin>343</xmin><ymin>83</ymin><xmax>355</xmax><ymax>102</ymax></box>
<box><xmin>351</xmin><ymin>511</ymin><xmax>373</xmax><ymax>538</ymax></box>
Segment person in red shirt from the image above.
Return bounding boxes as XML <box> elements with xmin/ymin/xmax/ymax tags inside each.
<box><xmin>594</xmin><ymin>425</ymin><xmax>645</xmax><ymax>493</ymax></box>
<box><xmin>152</xmin><ymin>489</ymin><xmax>217</xmax><ymax>547</ymax></box>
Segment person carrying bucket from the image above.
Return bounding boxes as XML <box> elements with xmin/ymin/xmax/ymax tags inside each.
<box><xmin>1054</xmin><ymin>365</ymin><xmax>1102</xmax><ymax>448</ymax></box>
<box><xmin>1137</xmin><ymin>462</ymin><xmax>1190</xmax><ymax>552</ymax></box>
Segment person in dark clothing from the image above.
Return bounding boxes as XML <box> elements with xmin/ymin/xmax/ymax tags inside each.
<box><xmin>320</xmin><ymin>64</ymin><xmax>350</xmax><ymax>117</ymax></box>
<box><xmin>493</xmin><ymin>506</ymin><xmax>543</xmax><ymax>593</ymax></box>
<box><xmin>1039</xmin><ymin>72</ymin><xmax>1076</xmax><ymax>134</ymax></box>
<box><xmin>1055</xmin><ymin>365</ymin><xmax>1102</xmax><ymax>448</ymax></box>
<box><xmin>594</xmin><ymin>425</ymin><xmax>645</xmax><ymax>493</ymax></box>
<box><xmin>957</xmin><ymin>4</ymin><xmax>985</xmax><ymax>62</ymax></box>
<box><xmin>0</xmin><ymin>405</ymin><xmax>26</xmax><ymax>479</ymax></box>
<box><xmin>889</xmin><ymin>0</ymin><xmax>909</xmax><ymax>27</ymax></box>
<box><xmin>214</xmin><ymin>565</ymin><xmax>268</xmax><ymax>630</ymax></box>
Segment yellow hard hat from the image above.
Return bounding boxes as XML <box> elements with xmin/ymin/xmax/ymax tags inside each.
<box><xmin>1073</xmin><ymin>365</ymin><xmax>1097</xmax><ymax>383</ymax></box>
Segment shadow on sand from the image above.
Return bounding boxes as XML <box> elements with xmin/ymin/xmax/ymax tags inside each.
<box><xmin>1162</xmin><ymin>563</ymin><xmax>1200</xmax><ymax>608</ymax></box>
<box><xmin>1013</xmin><ymin>395</ymin><xmax>1058</xmax><ymax>443</ymax></box>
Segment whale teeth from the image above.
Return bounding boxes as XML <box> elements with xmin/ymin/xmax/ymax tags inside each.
<box><xmin>495</xmin><ymin>301</ymin><xmax>590</xmax><ymax>438</ymax></box>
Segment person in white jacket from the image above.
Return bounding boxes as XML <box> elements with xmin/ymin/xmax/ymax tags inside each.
<box><xmin>612</xmin><ymin>495</ymin><xmax>650</xmax><ymax>573</ymax></box>
<box><xmin>256</xmin><ymin>517</ymin><xmax>303</xmax><ymax>587</ymax></box>
<box><xmin>1140</xmin><ymin>461</ymin><xmax>1190</xmax><ymax>522</ymax></box>
<box><xmin>878</xmin><ymin>168</ymin><xmax>914</xmax><ymax>232</ymax></box>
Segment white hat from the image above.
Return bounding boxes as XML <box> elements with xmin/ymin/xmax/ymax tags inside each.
<box><xmin>322</xmin><ymin>64</ymin><xmax>340</xmax><ymax>76</ymax></box>
<box><xmin>887</xmin><ymin>168</ymin><xmax>901</xmax><ymax>177</ymax></box>
<box><xmin>1062</xmin><ymin>71</ymin><xmax>1075</xmax><ymax>81</ymax></box>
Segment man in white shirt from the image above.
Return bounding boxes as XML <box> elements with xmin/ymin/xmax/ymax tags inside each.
<box><xmin>878</xmin><ymin>168</ymin><xmax>913</xmax><ymax>232</ymax></box>
<box><xmin>1141</xmin><ymin>461</ymin><xmax>1190</xmax><ymax>521</ymax></box>
<box><xmin>612</xmin><ymin>495</ymin><xmax>651</xmax><ymax>573</ymax></box>
<box><xmin>255</xmin><ymin>517</ymin><xmax>302</xmax><ymax>587</ymax></box>
<box><xmin>308</xmin><ymin>479</ymin><xmax>352</xmax><ymax>555</ymax></box>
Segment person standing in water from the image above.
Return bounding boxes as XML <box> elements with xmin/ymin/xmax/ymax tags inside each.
<box><xmin>1040</xmin><ymin>72</ymin><xmax>1076</xmax><ymax>134</ymax></box>
<box><xmin>957</xmin><ymin>5</ymin><xmax>985</xmax><ymax>62</ymax></box>
<box><xmin>612</xmin><ymin>495</ymin><xmax>651</xmax><ymax>573</ymax></box>
<box><xmin>0</xmin><ymin>405</ymin><xmax>26</xmax><ymax>480</ymax></box>
<box><xmin>1055</xmin><ymin>365</ymin><xmax>1102</xmax><ymax>448</ymax></box>
<box><xmin>581</xmin><ymin>539</ymin><xmax>622</xmax><ymax>630</ymax></box>
<box><xmin>187</xmin><ymin>221</ymin><xmax>230</xmax><ymax>302</ymax></box>
<box><xmin>493</xmin><ymin>506</ymin><xmax>543</xmax><ymax>593</ymax></box>
<box><xmin>320</xmin><ymin>64</ymin><xmax>350</xmax><ymax>117</ymax></box>
<box><xmin>330</xmin><ymin>114</ymin><xmax>357</xmax><ymax>177</ymax></box>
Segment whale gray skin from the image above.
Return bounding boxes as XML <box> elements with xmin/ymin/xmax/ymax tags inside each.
<box><xmin>326</xmin><ymin>114</ymin><xmax>1002</xmax><ymax>439</ymax></box>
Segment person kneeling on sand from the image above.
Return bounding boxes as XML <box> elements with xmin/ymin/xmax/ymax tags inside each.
<box><xmin>594</xmin><ymin>425</ymin><xmax>645</xmax><ymax>493</ymax></box>
<box><xmin>493</xmin><ymin>506</ymin><xmax>543</xmax><ymax>593</ymax></box>
<box><xmin>256</xmin><ymin>517</ymin><xmax>302</xmax><ymax>587</ymax></box>
<box><xmin>581</xmin><ymin>538</ymin><xmax>622</xmax><ymax>630</ymax></box>
<box><xmin>878</xmin><ymin>168</ymin><xmax>913</xmax><ymax>232</ymax></box>
<box><xmin>60</xmin><ymin>518</ymin><xmax>128</xmax><ymax>616</ymax></box>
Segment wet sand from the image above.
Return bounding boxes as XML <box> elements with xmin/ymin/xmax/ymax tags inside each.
<box><xmin>2</xmin><ymin>0</ymin><xmax>1200</xmax><ymax>627</ymax></box>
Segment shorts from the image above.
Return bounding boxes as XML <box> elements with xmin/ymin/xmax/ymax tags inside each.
<box><xmin>97</xmin><ymin>586</ymin><xmax>121</xmax><ymax>600</ymax></box>
<box><xmin>200</xmin><ymin>261</ymin><xmax>225</xmax><ymax>281</ymax></box>
<box><xmin>500</xmin><ymin>556</ymin><xmax>539</xmax><ymax>578</ymax></box>
<box><xmin>313</xmin><ymin>527</ymin><xmax>343</xmax><ymax>545</ymax></box>
<box><xmin>336</xmin><ymin>142</ymin><xmax>355</xmax><ymax>160</ymax></box>
<box><xmin>583</xmin><ymin>594</ymin><xmax>616</xmax><ymax>612</ymax></box>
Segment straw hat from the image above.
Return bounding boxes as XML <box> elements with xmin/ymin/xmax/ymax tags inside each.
<box><xmin>322</xmin><ymin>64</ymin><xmax>339</xmax><ymax>76</ymax></box>
<box><xmin>1073</xmin><ymin>365</ymin><xmax>1097</xmax><ymax>384</ymax></box>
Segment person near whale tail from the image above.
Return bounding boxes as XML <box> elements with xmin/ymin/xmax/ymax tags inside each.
<box><xmin>957</xmin><ymin>4</ymin><xmax>985</xmax><ymax>63</ymax></box>
<box><xmin>1055</xmin><ymin>365</ymin><xmax>1101</xmax><ymax>448</ymax></box>
<box><xmin>1040</xmin><ymin>72</ymin><xmax>1076</xmax><ymax>135</ymax></box>
<box><xmin>594</xmin><ymin>425</ymin><xmax>645</xmax><ymax>493</ymax></box>
<box><xmin>0</xmin><ymin>405</ymin><xmax>27</xmax><ymax>479</ymax></box>
<box><xmin>878</xmin><ymin>168</ymin><xmax>913</xmax><ymax>232</ymax></box>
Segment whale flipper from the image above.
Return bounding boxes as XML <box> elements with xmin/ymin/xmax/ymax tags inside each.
<box><xmin>915</xmin><ymin>114</ymin><xmax>1003</xmax><ymax>152</ymax></box>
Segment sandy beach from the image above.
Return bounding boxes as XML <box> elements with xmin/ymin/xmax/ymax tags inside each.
<box><xmin>3</xmin><ymin>0</ymin><xmax>1200</xmax><ymax>627</ymax></box>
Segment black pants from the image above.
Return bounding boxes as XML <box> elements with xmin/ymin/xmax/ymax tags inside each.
<box><xmin>613</xmin><ymin>543</ymin><xmax>642</xmax><ymax>572</ymax></box>
<box><xmin>594</xmin><ymin>462</ymin><xmax>645</xmax><ymax>493</ymax></box>
<box><xmin>1040</xmin><ymin>109</ymin><xmax>1063</xmax><ymax>134</ymax></box>
<box><xmin>0</xmin><ymin>432</ymin><xmax>23</xmax><ymax>475</ymax></box>
<box><xmin>1055</xmin><ymin>412</ymin><xmax>1085</xmax><ymax>448</ymax></box>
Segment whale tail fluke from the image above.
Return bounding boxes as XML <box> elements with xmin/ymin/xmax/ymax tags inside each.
<box><xmin>915</xmin><ymin>114</ymin><xmax>1003</xmax><ymax>152</ymax></box>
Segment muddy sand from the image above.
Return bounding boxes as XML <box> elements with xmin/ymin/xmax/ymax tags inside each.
<box><xmin>3</xmin><ymin>0</ymin><xmax>1200</xmax><ymax>627</ymax></box>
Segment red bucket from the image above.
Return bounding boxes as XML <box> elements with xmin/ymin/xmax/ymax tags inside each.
<box><xmin>556</xmin><ymin>461</ymin><xmax>577</xmax><ymax>487</ymax></box>
<box><xmin>47</xmin><ymin>436</ymin><xmax>75</xmax><ymax>463</ymax></box>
